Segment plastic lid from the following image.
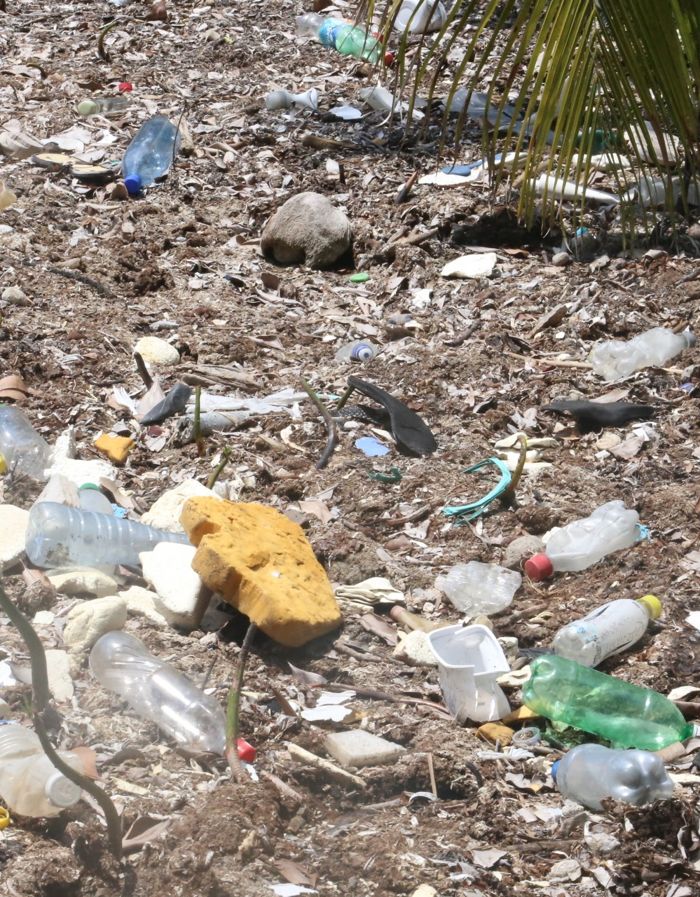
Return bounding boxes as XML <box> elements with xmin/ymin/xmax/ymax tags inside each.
<box><xmin>123</xmin><ymin>173</ymin><xmax>142</xmax><ymax>195</ymax></box>
<box><xmin>550</xmin><ymin>759</ymin><xmax>560</xmax><ymax>782</ymax></box>
<box><xmin>524</xmin><ymin>553</ymin><xmax>554</xmax><ymax>581</ymax></box>
<box><xmin>638</xmin><ymin>593</ymin><xmax>662</xmax><ymax>620</ymax></box>
<box><xmin>45</xmin><ymin>771</ymin><xmax>81</xmax><ymax>808</ymax></box>
<box><xmin>79</xmin><ymin>482</ymin><xmax>100</xmax><ymax>492</ymax></box>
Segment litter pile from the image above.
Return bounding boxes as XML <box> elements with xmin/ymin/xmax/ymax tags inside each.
<box><xmin>0</xmin><ymin>2</ymin><xmax>699</xmax><ymax>897</ymax></box>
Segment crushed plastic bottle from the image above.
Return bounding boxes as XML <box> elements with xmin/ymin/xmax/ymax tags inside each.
<box><xmin>588</xmin><ymin>327</ymin><xmax>695</xmax><ymax>381</ymax></box>
<box><xmin>524</xmin><ymin>501</ymin><xmax>641</xmax><ymax>581</ymax></box>
<box><xmin>90</xmin><ymin>631</ymin><xmax>227</xmax><ymax>754</ymax></box>
<box><xmin>435</xmin><ymin>561</ymin><xmax>522</xmax><ymax>615</ymax></box>
<box><xmin>394</xmin><ymin>0</ymin><xmax>446</xmax><ymax>33</ymax></box>
<box><xmin>265</xmin><ymin>88</ymin><xmax>318</xmax><ymax>112</ymax></box>
<box><xmin>523</xmin><ymin>655</ymin><xmax>694</xmax><ymax>750</ymax></box>
<box><xmin>122</xmin><ymin>114</ymin><xmax>180</xmax><ymax>196</ymax></box>
<box><xmin>76</xmin><ymin>97</ymin><xmax>129</xmax><ymax>117</ymax></box>
<box><xmin>552</xmin><ymin>594</ymin><xmax>662</xmax><ymax>667</ymax></box>
<box><xmin>295</xmin><ymin>12</ymin><xmax>381</xmax><ymax>63</ymax></box>
<box><xmin>552</xmin><ymin>743</ymin><xmax>674</xmax><ymax>810</ymax></box>
<box><xmin>25</xmin><ymin>501</ymin><xmax>188</xmax><ymax>568</ymax></box>
<box><xmin>0</xmin><ymin>406</ymin><xmax>51</xmax><ymax>481</ymax></box>
<box><xmin>0</xmin><ymin>723</ymin><xmax>85</xmax><ymax>816</ymax></box>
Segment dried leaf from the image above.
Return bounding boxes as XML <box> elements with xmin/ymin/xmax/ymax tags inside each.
<box><xmin>471</xmin><ymin>848</ymin><xmax>507</xmax><ymax>868</ymax></box>
<box><xmin>287</xmin><ymin>663</ymin><xmax>327</xmax><ymax>687</ymax></box>
<box><xmin>359</xmin><ymin>613</ymin><xmax>398</xmax><ymax>645</ymax></box>
<box><xmin>122</xmin><ymin>815</ymin><xmax>171</xmax><ymax>854</ymax></box>
<box><xmin>0</xmin><ymin>374</ymin><xmax>30</xmax><ymax>402</ymax></box>
<box><xmin>273</xmin><ymin>859</ymin><xmax>317</xmax><ymax>887</ymax></box>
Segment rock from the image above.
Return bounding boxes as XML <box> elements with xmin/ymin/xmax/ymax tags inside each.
<box><xmin>552</xmin><ymin>251</ymin><xmax>573</xmax><ymax>267</ymax></box>
<box><xmin>133</xmin><ymin>336</ymin><xmax>180</xmax><ymax>367</ymax></box>
<box><xmin>45</xmin><ymin>649</ymin><xmax>74</xmax><ymax>702</ymax></box>
<box><xmin>392</xmin><ymin>630</ymin><xmax>437</xmax><ymax>667</ymax></box>
<box><xmin>94</xmin><ymin>433</ymin><xmax>134</xmax><ymax>465</ymax></box>
<box><xmin>502</xmin><ymin>534</ymin><xmax>545</xmax><ymax>569</ymax></box>
<box><xmin>181</xmin><ymin>498</ymin><xmax>342</xmax><ymax>647</ymax></box>
<box><xmin>689</xmin><ymin>222</ymin><xmax>700</xmax><ymax>240</ymax></box>
<box><xmin>0</xmin><ymin>504</ymin><xmax>29</xmax><ymax>570</ymax></box>
<box><xmin>1</xmin><ymin>285</ymin><xmax>31</xmax><ymax>306</ymax></box>
<box><xmin>441</xmin><ymin>252</ymin><xmax>497</xmax><ymax>279</ymax></box>
<box><xmin>47</xmin><ymin>456</ymin><xmax>116</xmax><ymax>489</ymax></box>
<box><xmin>261</xmin><ymin>191</ymin><xmax>352</xmax><ymax>269</ymax></box>
<box><xmin>47</xmin><ymin>567</ymin><xmax>121</xmax><ymax>598</ymax></box>
<box><xmin>139</xmin><ymin>542</ymin><xmax>209</xmax><ymax>630</ymax></box>
<box><xmin>410</xmin><ymin>888</ymin><xmax>437</xmax><ymax>897</ymax></box>
<box><xmin>141</xmin><ymin>478</ymin><xmax>218</xmax><ymax>533</ymax></box>
<box><xmin>63</xmin><ymin>596</ymin><xmax>127</xmax><ymax>656</ymax></box>
<box><xmin>121</xmin><ymin>585</ymin><xmax>168</xmax><ymax>625</ymax></box>
<box><xmin>324</xmin><ymin>730</ymin><xmax>406</xmax><ymax>768</ymax></box>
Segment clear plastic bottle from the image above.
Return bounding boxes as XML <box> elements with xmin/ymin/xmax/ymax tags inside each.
<box><xmin>89</xmin><ymin>631</ymin><xmax>226</xmax><ymax>753</ymax></box>
<box><xmin>523</xmin><ymin>655</ymin><xmax>694</xmax><ymax>750</ymax></box>
<box><xmin>552</xmin><ymin>743</ymin><xmax>674</xmax><ymax>810</ymax></box>
<box><xmin>334</xmin><ymin>340</ymin><xmax>378</xmax><ymax>362</ymax></box>
<box><xmin>0</xmin><ymin>723</ymin><xmax>85</xmax><ymax>816</ymax></box>
<box><xmin>76</xmin><ymin>97</ymin><xmax>129</xmax><ymax>117</ymax></box>
<box><xmin>0</xmin><ymin>406</ymin><xmax>51</xmax><ymax>481</ymax></box>
<box><xmin>588</xmin><ymin>327</ymin><xmax>695</xmax><ymax>381</ymax></box>
<box><xmin>122</xmin><ymin>114</ymin><xmax>180</xmax><ymax>196</ymax></box>
<box><xmin>435</xmin><ymin>561</ymin><xmax>522</xmax><ymax>615</ymax></box>
<box><xmin>295</xmin><ymin>12</ymin><xmax>381</xmax><ymax>63</ymax></box>
<box><xmin>524</xmin><ymin>501</ymin><xmax>641</xmax><ymax>581</ymax></box>
<box><xmin>552</xmin><ymin>594</ymin><xmax>662</xmax><ymax>667</ymax></box>
<box><xmin>25</xmin><ymin>501</ymin><xmax>188</xmax><ymax>568</ymax></box>
<box><xmin>78</xmin><ymin>483</ymin><xmax>114</xmax><ymax>515</ymax></box>
<box><xmin>394</xmin><ymin>0</ymin><xmax>446</xmax><ymax>34</ymax></box>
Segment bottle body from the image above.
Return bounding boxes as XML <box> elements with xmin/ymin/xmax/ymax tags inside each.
<box><xmin>588</xmin><ymin>328</ymin><xmax>695</xmax><ymax>381</ymax></box>
<box><xmin>0</xmin><ymin>723</ymin><xmax>84</xmax><ymax>816</ymax></box>
<box><xmin>77</xmin><ymin>97</ymin><xmax>129</xmax><ymax>117</ymax></box>
<box><xmin>554</xmin><ymin>743</ymin><xmax>674</xmax><ymax>810</ymax></box>
<box><xmin>78</xmin><ymin>484</ymin><xmax>114</xmax><ymax>515</ymax></box>
<box><xmin>122</xmin><ymin>115</ymin><xmax>180</xmax><ymax>195</ymax></box>
<box><xmin>394</xmin><ymin>0</ymin><xmax>446</xmax><ymax>34</ymax></box>
<box><xmin>523</xmin><ymin>655</ymin><xmax>693</xmax><ymax>750</ymax></box>
<box><xmin>552</xmin><ymin>595</ymin><xmax>661</xmax><ymax>666</ymax></box>
<box><xmin>435</xmin><ymin>561</ymin><xmax>522</xmax><ymax>615</ymax></box>
<box><xmin>0</xmin><ymin>406</ymin><xmax>51</xmax><ymax>481</ymax></box>
<box><xmin>25</xmin><ymin>501</ymin><xmax>188</xmax><ymax>568</ymax></box>
<box><xmin>89</xmin><ymin>631</ymin><xmax>226</xmax><ymax>753</ymax></box>
<box><xmin>295</xmin><ymin>13</ymin><xmax>380</xmax><ymax>62</ymax></box>
<box><xmin>525</xmin><ymin>501</ymin><xmax>640</xmax><ymax>580</ymax></box>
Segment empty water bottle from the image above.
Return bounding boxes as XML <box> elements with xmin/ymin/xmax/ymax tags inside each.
<box><xmin>122</xmin><ymin>114</ymin><xmax>180</xmax><ymax>196</ymax></box>
<box><xmin>295</xmin><ymin>12</ymin><xmax>381</xmax><ymax>63</ymax></box>
<box><xmin>77</xmin><ymin>97</ymin><xmax>129</xmax><ymax>117</ymax></box>
<box><xmin>525</xmin><ymin>500</ymin><xmax>641</xmax><ymax>581</ymax></box>
<box><xmin>523</xmin><ymin>655</ymin><xmax>694</xmax><ymax>750</ymax></box>
<box><xmin>0</xmin><ymin>406</ymin><xmax>51</xmax><ymax>481</ymax></box>
<box><xmin>588</xmin><ymin>327</ymin><xmax>695</xmax><ymax>381</ymax></box>
<box><xmin>335</xmin><ymin>340</ymin><xmax>378</xmax><ymax>362</ymax></box>
<box><xmin>0</xmin><ymin>723</ymin><xmax>85</xmax><ymax>816</ymax></box>
<box><xmin>78</xmin><ymin>483</ymin><xmax>114</xmax><ymax>515</ymax></box>
<box><xmin>552</xmin><ymin>594</ymin><xmax>662</xmax><ymax>667</ymax></box>
<box><xmin>435</xmin><ymin>561</ymin><xmax>522</xmax><ymax>615</ymax></box>
<box><xmin>90</xmin><ymin>631</ymin><xmax>226</xmax><ymax>753</ymax></box>
<box><xmin>394</xmin><ymin>0</ymin><xmax>446</xmax><ymax>33</ymax></box>
<box><xmin>552</xmin><ymin>743</ymin><xmax>674</xmax><ymax>810</ymax></box>
<box><xmin>25</xmin><ymin>501</ymin><xmax>188</xmax><ymax>568</ymax></box>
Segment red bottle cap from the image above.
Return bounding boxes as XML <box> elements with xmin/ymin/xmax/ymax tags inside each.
<box><xmin>236</xmin><ymin>738</ymin><xmax>256</xmax><ymax>763</ymax></box>
<box><xmin>384</xmin><ymin>50</ymin><xmax>396</xmax><ymax>67</ymax></box>
<box><xmin>118</xmin><ymin>81</ymin><xmax>133</xmax><ymax>93</ymax></box>
<box><xmin>524</xmin><ymin>553</ymin><xmax>554</xmax><ymax>581</ymax></box>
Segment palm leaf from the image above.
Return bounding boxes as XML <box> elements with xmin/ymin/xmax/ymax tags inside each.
<box><xmin>362</xmin><ymin>0</ymin><xmax>699</xmax><ymax>224</ymax></box>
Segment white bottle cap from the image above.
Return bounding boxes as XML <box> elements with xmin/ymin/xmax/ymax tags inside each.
<box><xmin>45</xmin><ymin>771</ymin><xmax>82</xmax><ymax>808</ymax></box>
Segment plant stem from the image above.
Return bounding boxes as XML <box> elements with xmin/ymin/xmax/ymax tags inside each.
<box><xmin>193</xmin><ymin>385</ymin><xmax>204</xmax><ymax>455</ymax></box>
<box><xmin>206</xmin><ymin>446</ymin><xmax>231</xmax><ymax>489</ymax></box>
<box><xmin>0</xmin><ymin>585</ymin><xmax>122</xmax><ymax>859</ymax></box>
<box><xmin>502</xmin><ymin>434</ymin><xmax>528</xmax><ymax>504</ymax></box>
<box><xmin>97</xmin><ymin>19</ymin><xmax>119</xmax><ymax>61</ymax></box>
<box><xmin>301</xmin><ymin>379</ymin><xmax>338</xmax><ymax>469</ymax></box>
<box><xmin>225</xmin><ymin>622</ymin><xmax>257</xmax><ymax>780</ymax></box>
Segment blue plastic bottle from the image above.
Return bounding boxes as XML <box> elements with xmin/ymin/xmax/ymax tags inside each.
<box><xmin>122</xmin><ymin>115</ymin><xmax>180</xmax><ymax>195</ymax></box>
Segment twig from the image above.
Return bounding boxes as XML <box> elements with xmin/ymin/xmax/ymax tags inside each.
<box><xmin>259</xmin><ymin>770</ymin><xmax>304</xmax><ymax>806</ymax></box>
<box><xmin>501</xmin><ymin>434</ymin><xmax>528</xmax><ymax>504</ymax></box>
<box><xmin>0</xmin><ymin>585</ymin><xmax>122</xmax><ymax>859</ymax></box>
<box><xmin>426</xmin><ymin>752</ymin><xmax>438</xmax><ymax>799</ymax></box>
<box><xmin>97</xmin><ymin>19</ymin><xmax>119</xmax><ymax>61</ymax></box>
<box><xmin>394</xmin><ymin>170</ymin><xmax>419</xmax><ymax>205</ymax></box>
<box><xmin>285</xmin><ymin>742</ymin><xmax>366</xmax><ymax>789</ymax></box>
<box><xmin>225</xmin><ymin>622</ymin><xmax>258</xmax><ymax>781</ymax></box>
<box><xmin>335</xmin><ymin>383</ymin><xmax>356</xmax><ymax>411</ymax></box>
<box><xmin>46</xmin><ymin>266</ymin><xmax>113</xmax><ymax>299</ymax></box>
<box><xmin>133</xmin><ymin>352</ymin><xmax>152</xmax><ymax>390</ymax></box>
<box><xmin>192</xmin><ymin>386</ymin><xmax>204</xmax><ymax>455</ymax></box>
<box><xmin>206</xmin><ymin>446</ymin><xmax>231</xmax><ymax>489</ymax></box>
<box><xmin>301</xmin><ymin>379</ymin><xmax>338</xmax><ymax>469</ymax></box>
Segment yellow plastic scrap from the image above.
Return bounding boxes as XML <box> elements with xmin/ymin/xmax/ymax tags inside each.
<box><xmin>0</xmin><ymin>451</ymin><xmax>6</xmax><ymax>475</ymax></box>
<box><xmin>0</xmin><ymin>807</ymin><xmax>10</xmax><ymax>830</ymax></box>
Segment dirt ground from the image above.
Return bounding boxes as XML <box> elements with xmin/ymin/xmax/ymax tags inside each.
<box><xmin>1</xmin><ymin>1</ymin><xmax>699</xmax><ymax>896</ymax></box>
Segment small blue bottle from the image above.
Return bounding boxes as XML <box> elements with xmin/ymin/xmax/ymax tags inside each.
<box><xmin>122</xmin><ymin>114</ymin><xmax>180</xmax><ymax>195</ymax></box>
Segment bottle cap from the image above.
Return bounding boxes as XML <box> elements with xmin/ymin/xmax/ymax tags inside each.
<box><xmin>524</xmin><ymin>553</ymin><xmax>554</xmax><ymax>581</ymax></box>
<box><xmin>638</xmin><ymin>593</ymin><xmax>662</xmax><ymax>619</ymax></box>
<box><xmin>123</xmin><ymin>173</ymin><xmax>142</xmax><ymax>195</ymax></box>
<box><xmin>77</xmin><ymin>99</ymin><xmax>99</xmax><ymax>116</ymax></box>
<box><xmin>550</xmin><ymin>759</ymin><xmax>560</xmax><ymax>782</ymax></box>
<box><xmin>236</xmin><ymin>738</ymin><xmax>256</xmax><ymax>763</ymax></box>
<box><xmin>45</xmin><ymin>771</ymin><xmax>81</xmax><ymax>808</ymax></box>
<box><xmin>79</xmin><ymin>482</ymin><xmax>101</xmax><ymax>492</ymax></box>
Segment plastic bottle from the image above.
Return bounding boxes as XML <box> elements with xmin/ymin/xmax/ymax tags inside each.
<box><xmin>89</xmin><ymin>631</ymin><xmax>227</xmax><ymax>754</ymax></box>
<box><xmin>552</xmin><ymin>594</ymin><xmax>662</xmax><ymax>667</ymax></box>
<box><xmin>0</xmin><ymin>723</ymin><xmax>85</xmax><ymax>816</ymax></box>
<box><xmin>78</xmin><ymin>483</ymin><xmax>114</xmax><ymax>515</ymax></box>
<box><xmin>394</xmin><ymin>0</ymin><xmax>446</xmax><ymax>33</ymax></box>
<box><xmin>588</xmin><ymin>327</ymin><xmax>695</xmax><ymax>381</ymax></box>
<box><xmin>335</xmin><ymin>340</ymin><xmax>378</xmax><ymax>362</ymax></box>
<box><xmin>122</xmin><ymin>114</ymin><xmax>180</xmax><ymax>196</ymax></box>
<box><xmin>552</xmin><ymin>743</ymin><xmax>674</xmax><ymax>810</ymax></box>
<box><xmin>524</xmin><ymin>501</ymin><xmax>641</xmax><ymax>581</ymax></box>
<box><xmin>76</xmin><ymin>97</ymin><xmax>129</xmax><ymax>117</ymax></box>
<box><xmin>523</xmin><ymin>655</ymin><xmax>694</xmax><ymax>750</ymax></box>
<box><xmin>435</xmin><ymin>561</ymin><xmax>522</xmax><ymax>615</ymax></box>
<box><xmin>25</xmin><ymin>501</ymin><xmax>188</xmax><ymax>569</ymax></box>
<box><xmin>0</xmin><ymin>406</ymin><xmax>51</xmax><ymax>481</ymax></box>
<box><xmin>265</xmin><ymin>88</ymin><xmax>318</xmax><ymax>112</ymax></box>
<box><xmin>295</xmin><ymin>12</ymin><xmax>381</xmax><ymax>63</ymax></box>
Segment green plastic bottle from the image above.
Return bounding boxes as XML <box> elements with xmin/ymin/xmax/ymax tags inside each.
<box><xmin>523</xmin><ymin>655</ymin><xmax>694</xmax><ymax>751</ymax></box>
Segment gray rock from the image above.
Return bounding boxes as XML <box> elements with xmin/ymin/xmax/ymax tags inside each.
<box><xmin>261</xmin><ymin>192</ymin><xmax>352</xmax><ymax>269</ymax></box>
<box><xmin>1</xmin><ymin>286</ymin><xmax>31</xmax><ymax>306</ymax></box>
<box><xmin>552</xmin><ymin>251</ymin><xmax>573</xmax><ymax>267</ymax></box>
<box><xmin>503</xmin><ymin>534</ymin><xmax>544</xmax><ymax>570</ymax></box>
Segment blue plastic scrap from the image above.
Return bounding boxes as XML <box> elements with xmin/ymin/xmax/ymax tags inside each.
<box><xmin>442</xmin><ymin>456</ymin><xmax>512</xmax><ymax>522</ymax></box>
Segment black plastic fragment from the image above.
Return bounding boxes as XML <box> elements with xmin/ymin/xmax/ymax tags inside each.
<box><xmin>140</xmin><ymin>383</ymin><xmax>192</xmax><ymax>426</ymax></box>
<box><xmin>543</xmin><ymin>399</ymin><xmax>654</xmax><ymax>433</ymax></box>
<box><xmin>347</xmin><ymin>376</ymin><xmax>437</xmax><ymax>456</ymax></box>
